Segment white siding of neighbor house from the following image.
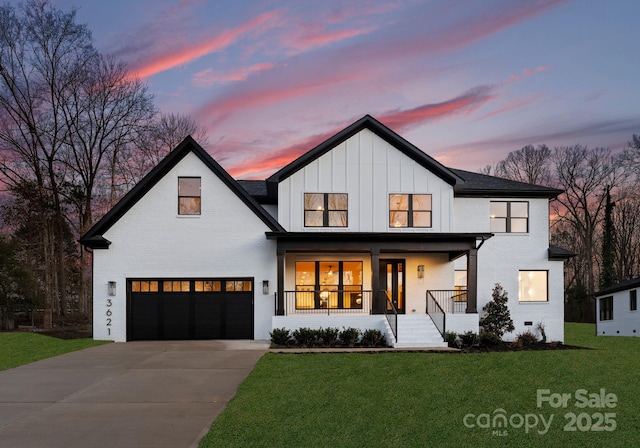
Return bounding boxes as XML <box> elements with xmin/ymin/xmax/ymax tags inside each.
<box><xmin>454</xmin><ymin>197</ymin><xmax>565</xmax><ymax>342</ymax></box>
<box><xmin>92</xmin><ymin>152</ymin><xmax>277</xmax><ymax>342</ymax></box>
<box><xmin>277</xmin><ymin>128</ymin><xmax>454</xmax><ymax>232</ymax></box>
<box><xmin>596</xmin><ymin>289</ymin><xmax>639</xmax><ymax>337</ymax></box>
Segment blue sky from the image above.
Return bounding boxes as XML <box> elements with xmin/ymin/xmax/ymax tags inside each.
<box><xmin>49</xmin><ymin>0</ymin><xmax>640</xmax><ymax>179</ymax></box>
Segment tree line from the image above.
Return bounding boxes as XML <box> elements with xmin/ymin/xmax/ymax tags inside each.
<box><xmin>0</xmin><ymin>0</ymin><xmax>207</xmax><ymax>328</ymax></box>
<box><xmin>483</xmin><ymin>138</ymin><xmax>640</xmax><ymax>322</ymax></box>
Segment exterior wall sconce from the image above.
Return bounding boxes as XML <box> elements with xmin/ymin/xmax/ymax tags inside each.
<box><xmin>108</xmin><ymin>281</ymin><xmax>116</xmax><ymax>296</ymax></box>
<box><xmin>417</xmin><ymin>265</ymin><xmax>425</xmax><ymax>279</ymax></box>
<box><xmin>262</xmin><ymin>280</ymin><xmax>269</xmax><ymax>295</ymax></box>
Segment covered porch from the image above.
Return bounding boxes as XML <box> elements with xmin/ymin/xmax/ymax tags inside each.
<box><xmin>266</xmin><ymin>232</ymin><xmax>490</xmax><ymax>344</ymax></box>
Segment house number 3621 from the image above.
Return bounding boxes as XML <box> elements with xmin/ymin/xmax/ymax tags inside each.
<box><xmin>106</xmin><ymin>299</ymin><xmax>112</xmax><ymax>335</ymax></box>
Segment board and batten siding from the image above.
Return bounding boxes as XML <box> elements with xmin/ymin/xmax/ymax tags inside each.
<box><xmin>92</xmin><ymin>152</ymin><xmax>277</xmax><ymax>342</ymax></box>
<box><xmin>278</xmin><ymin>128</ymin><xmax>454</xmax><ymax>232</ymax></box>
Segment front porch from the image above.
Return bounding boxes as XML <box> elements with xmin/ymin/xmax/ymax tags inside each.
<box><xmin>266</xmin><ymin>232</ymin><xmax>488</xmax><ymax>347</ymax></box>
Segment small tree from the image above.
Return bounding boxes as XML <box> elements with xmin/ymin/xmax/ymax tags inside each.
<box><xmin>479</xmin><ymin>283</ymin><xmax>514</xmax><ymax>339</ymax></box>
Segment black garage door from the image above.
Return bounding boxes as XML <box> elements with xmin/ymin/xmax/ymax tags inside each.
<box><xmin>127</xmin><ymin>278</ymin><xmax>254</xmax><ymax>341</ymax></box>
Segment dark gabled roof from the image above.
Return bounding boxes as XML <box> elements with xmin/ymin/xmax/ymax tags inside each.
<box><xmin>548</xmin><ymin>244</ymin><xmax>576</xmax><ymax>260</ymax></box>
<box><xmin>596</xmin><ymin>277</ymin><xmax>640</xmax><ymax>297</ymax></box>
<box><xmin>237</xmin><ymin>180</ymin><xmax>275</xmax><ymax>204</ymax></box>
<box><xmin>450</xmin><ymin>169</ymin><xmax>563</xmax><ymax>198</ymax></box>
<box><xmin>80</xmin><ymin>136</ymin><xmax>284</xmax><ymax>249</ymax></box>
<box><xmin>266</xmin><ymin>115</ymin><xmax>465</xmax><ymax>199</ymax></box>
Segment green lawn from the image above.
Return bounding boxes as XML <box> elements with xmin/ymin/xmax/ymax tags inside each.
<box><xmin>0</xmin><ymin>332</ymin><xmax>109</xmax><ymax>371</ymax></box>
<box><xmin>200</xmin><ymin>323</ymin><xmax>640</xmax><ymax>448</ymax></box>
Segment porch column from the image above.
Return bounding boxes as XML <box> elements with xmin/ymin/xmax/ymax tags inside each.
<box><xmin>276</xmin><ymin>248</ymin><xmax>285</xmax><ymax>315</ymax></box>
<box><xmin>466</xmin><ymin>247</ymin><xmax>478</xmax><ymax>313</ymax></box>
<box><xmin>371</xmin><ymin>248</ymin><xmax>380</xmax><ymax>314</ymax></box>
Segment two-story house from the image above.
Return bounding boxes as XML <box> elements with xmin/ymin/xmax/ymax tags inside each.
<box><xmin>81</xmin><ymin>115</ymin><xmax>569</xmax><ymax>346</ymax></box>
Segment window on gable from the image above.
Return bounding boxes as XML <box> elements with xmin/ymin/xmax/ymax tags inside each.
<box><xmin>304</xmin><ymin>193</ymin><xmax>347</xmax><ymax>227</ymax></box>
<box><xmin>490</xmin><ymin>201</ymin><xmax>528</xmax><ymax>233</ymax></box>
<box><xmin>518</xmin><ymin>270</ymin><xmax>548</xmax><ymax>302</ymax></box>
<box><xmin>631</xmin><ymin>290</ymin><xmax>637</xmax><ymax>311</ymax></box>
<box><xmin>600</xmin><ymin>296</ymin><xmax>613</xmax><ymax>321</ymax></box>
<box><xmin>178</xmin><ymin>177</ymin><xmax>201</xmax><ymax>215</ymax></box>
<box><xmin>389</xmin><ymin>194</ymin><xmax>432</xmax><ymax>228</ymax></box>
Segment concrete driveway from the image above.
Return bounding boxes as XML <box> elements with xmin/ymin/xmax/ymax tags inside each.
<box><xmin>0</xmin><ymin>340</ymin><xmax>268</xmax><ymax>448</ymax></box>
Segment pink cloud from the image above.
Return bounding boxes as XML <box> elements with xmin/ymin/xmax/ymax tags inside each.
<box><xmin>474</xmin><ymin>94</ymin><xmax>543</xmax><ymax>121</ymax></box>
<box><xmin>379</xmin><ymin>86</ymin><xmax>499</xmax><ymax>132</ymax></box>
<box><xmin>127</xmin><ymin>11</ymin><xmax>280</xmax><ymax>79</ymax></box>
<box><xmin>192</xmin><ymin>63</ymin><xmax>276</xmax><ymax>87</ymax></box>
<box><xmin>506</xmin><ymin>66</ymin><xmax>550</xmax><ymax>84</ymax></box>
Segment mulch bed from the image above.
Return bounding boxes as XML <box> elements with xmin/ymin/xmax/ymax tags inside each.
<box><xmin>459</xmin><ymin>342</ymin><xmax>587</xmax><ymax>353</ymax></box>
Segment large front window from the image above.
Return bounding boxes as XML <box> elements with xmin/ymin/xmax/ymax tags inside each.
<box><xmin>518</xmin><ymin>270</ymin><xmax>548</xmax><ymax>302</ymax></box>
<box><xmin>389</xmin><ymin>194</ymin><xmax>432</xmax><ymax>228</ymax></box>
<box><xmin>490</xmin><ymin>201</ymin><xmax>528</xmax><ymax>233</ymax></box>
<box><xmin>295</xmin><ymin>261</ymin><xmax>362</xmax><ymax>309</ymax></box>
<box><xmin>304</xmin><ymin>193</ymin><xmax>348</xmax><ymax>227</ymax></box>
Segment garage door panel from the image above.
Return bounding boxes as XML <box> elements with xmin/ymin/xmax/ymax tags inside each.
<box><xmin>225</xmin><ymin>294</ymin><xmax>253</xmax><ymax>339</ymax></box>
<box><xmin>130</xmin><ymin>295</ymin><xmax>160</xmax><ymax>340</ymax></box>
<box><xmin>194</xmin><ymin>296</ymin><xmax>223</xmax><ymax>339</ymax></box>
<box><xmin>163</xmin><ymin>293</ymin><xmax>191</xmax><ymax>340</ymax></box>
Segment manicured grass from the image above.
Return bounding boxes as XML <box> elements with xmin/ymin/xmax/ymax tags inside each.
<box><xmin>200</xmin><ymin>323</ymin><xmax>640</xmax><ymax>447</ymax></box>
<box><xmin>0</xmin><ymin>332</ymin><xmax>109</xmax><ymax>371</ymax></box>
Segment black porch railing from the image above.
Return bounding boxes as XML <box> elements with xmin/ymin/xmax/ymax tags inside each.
<box><xmin>427</xmin><ymin>290</ymin><xmax>468</xmax><ymax>314</ymax></box>
<box><xmin>282</xmin><ymin>290</ymin><xmax>372</xmax><ymax>315</ymax></box>
<box><xmin>426</xmin><ymin>291</ymin><xmax>446</xmax><ymax>337</ymax></box>
<box><xmin>382</xmin><ymin>291</ymin><xmax>398</xmax><ymax>342</ymax></box>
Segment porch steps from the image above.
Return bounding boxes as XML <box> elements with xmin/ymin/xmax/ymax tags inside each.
<box><xmin>391</xmin><ymin>315</ymin><xmax>448</xmax><ymax>348</ymax></box>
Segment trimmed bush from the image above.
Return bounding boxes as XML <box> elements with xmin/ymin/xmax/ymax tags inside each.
<box><xmin>444</xmin><ymin>331</ymin><xmax>458</xmax><ymax>348</ymax></box>
<box><xmin>479</xmin><ymin>331</ymin><xmax>502</xmax><ymax>347</ymax></box>
<box><xmin>292</xmin><ymin>327</ymin><xmax>317</xmax><ymax>347</ymax></box>
<box><xmin>480</xmin><ymin>283</ymin><xmax>514</xmax><ymax>338</ymax></box>
<box><xmin>339</xmin><ymin>327</ymin><xmax>360</xmax><ymax>347</ymax></box>
<box><xmin>269</xmin><ymin>328</ymin><xmax>291</xmax><ymax>346</ymax></box>
<box><xmin>459</xmin><ymin>331</ymin><xmax>478</xmax><ymax>348</ymax></box>
<box><xmin>317</xmin><ymin>327</ymin><xmax>339</xmax><ymax>347</ymax></box>
<box><xmin>361</xmin><ymin>329</ymin><xmax>385</xmax><ymax>347</ymax></box>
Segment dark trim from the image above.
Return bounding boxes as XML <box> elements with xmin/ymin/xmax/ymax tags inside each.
<box><xmin>80</xmin><ymin>136</ymin><xmax>284</xmax><ymax>249</ymax></box>
<box><xmin>451</xmin><ymin>169</ymin><xmax>563</xmax><ymax>199</ymax></box>
<box><xmin>596</xmin><ymin>276</ymin><xmax>640</xmax><ymax>296</ymax></box>
<box><xmin>266</xmin><ymin>115</ymin><xmax>464</xmax><ymax>201</ymax></box>
<box><xmin>548</xmin><ymin>244</ymin><xmax>576</xmax><ymax>260</ymax></box>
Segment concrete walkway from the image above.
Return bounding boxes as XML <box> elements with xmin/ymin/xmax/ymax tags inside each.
<box><xmin>0</xmin><ymin>340</ymin><xmax>268</xmax><ymax>448</ymax></box>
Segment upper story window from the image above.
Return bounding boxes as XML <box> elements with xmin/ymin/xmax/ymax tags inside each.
<box><xmin>631</xmin><ymin>290</ymin><xmax>637</xmax><ymax>311</ymax></box>
<box><xmin>304</xmin><ymin>193</ymin><xmax>348</xmax><ymax>227</ymax></box>
<box><xmin>389</xmin><ymin>194</ymin><xmax>432</xmax><ymax>228</ymax></box>
<box><xmin>178</xmin><ymin>177</ymin><xmax>201</xmax><ymax>215</ymax></box>
<box><xmin>490</xmin><ymin>201</ymin><xmax>528</xmax><ymax>233</ymax></box>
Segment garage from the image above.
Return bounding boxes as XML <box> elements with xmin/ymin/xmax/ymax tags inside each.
<box><xmin>127</xmin><ymin>278</ymin><xmax>254</xmax><ymax>341</ymax></box>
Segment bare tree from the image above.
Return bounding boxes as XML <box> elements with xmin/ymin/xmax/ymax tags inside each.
<box><xmin>551</xmin><ymin>145</ymin><xmax>622</xmax><ymax>296</ymax></box>
<box><xmin>495</xmin><ymin>144</ymin><xmax>552</xmax><ymax>186</ymax></box>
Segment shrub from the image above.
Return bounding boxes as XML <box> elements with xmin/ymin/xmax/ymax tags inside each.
<box><xmin>292</xmin><ymin>327</ymin><xmax>317</xmax><ymax>347</ymax></box>
<box><xmin>536</xmin><ymin>321</ymin><xmax>547</xmax><ymax>343</ymax></box>
<box><xmin>479</xmin><ymin>283</ymin><xmax>514</xmax><ymax>338</ymax></box>
<box><xmin>361</xmin><ymin>329</ymin><xmax>385</xmax><ymax>347</ymax></box>
<box><xmin>479</xmin><ymin>331</ymin><xmax>502</xmax><ymax>347</ymax></box>
<box><xmin>339</xmin><ymin>327</ymin><xmax>361</xmax><ymax>347</ymax></box>
<box><xmin>459</xmin><ymin>331</ymin><xmax>478</xmax><ymax>348</ymax></box>
<box><xmin>444</xmin><ymin>331</ymin><xmax>458</xmax><ymax>348</ymax></box>
<box><xmin>317</xmin><ymin>327</ymin><xmax>339</xmax><ymax>347</ymax></box>
<box><xmin>269</xmin><ymin>328</ymin><xmax>290</xmax><ymax>346</ymax></box>
<box><xmin>515</xmin><ymin>330</ymin><xmax>539</xmax><ymax>347</ymax></box>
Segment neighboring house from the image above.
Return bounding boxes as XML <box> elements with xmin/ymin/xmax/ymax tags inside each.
<box><xmin>595</xmin><ymin>277</ymin><xmax>640</xmax><ymax>337</ymax></box>
<box><xmin>81</xmin><ymin>115</ymin><xmax>569</xmax><ymax>346</ymax></box>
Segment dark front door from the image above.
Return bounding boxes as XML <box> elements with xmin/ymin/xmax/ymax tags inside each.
<box><xmin>379</xmin><ymin>259</ymin><xmax>405</xmax><ymax>314</ymax></box>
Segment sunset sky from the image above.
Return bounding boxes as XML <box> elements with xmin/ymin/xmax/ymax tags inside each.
<box><xmin>53</xmin><ymin>0</ymin><xmax>640</xmax><ymax>179</ymax></box>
